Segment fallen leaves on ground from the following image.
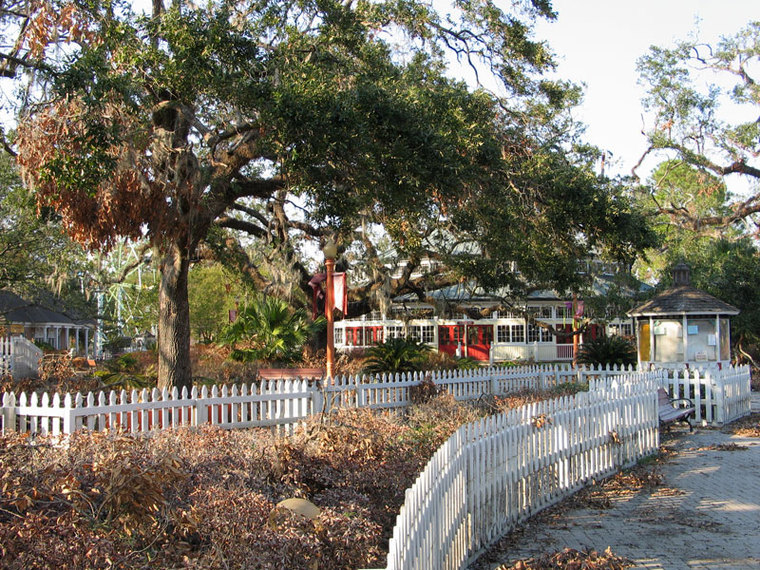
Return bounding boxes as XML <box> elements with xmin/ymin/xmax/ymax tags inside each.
<box><xmin>499</xmin><ymin>547</ymin><xmax>632</xmax><ymax>569</ymax></box>
<box><xmin>722</xmin><ymin>412</ymin><xmax>760</xmax><ymax>437</ymax></box>
<box><xmin>694</xmin><ymin>442</ymin><xmax>749</xmax><ymax>452</ymax></box>
<box><xmin>563</xmin><ymin>460</ymin><xmax>666</xmax><ymax>510</ymax></box>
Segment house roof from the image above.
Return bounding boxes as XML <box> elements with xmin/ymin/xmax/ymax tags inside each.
<box><xmin>393</xmin><ymin>273</ymin><xmax>651</xmax><ymax>306</ymax></box>
<box><xmin>0</xmin><ymin>290</ymin><xmax>80</xmax><ymax>325</ymax></box>
<box><xmin>627</xmin><ymin>285</ymin><xmax>739</xmax><ymax>317</ymax></box>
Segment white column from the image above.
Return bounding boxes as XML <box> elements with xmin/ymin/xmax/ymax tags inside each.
<box><xmin>84</xmin><ymin>328</ymin><xmax>90</xmax><ymax>358</ymax></box>
<box><xmin>682</xmin><ymin>314</ymin><xmax>689</xmax><ymax>364</ymax></box>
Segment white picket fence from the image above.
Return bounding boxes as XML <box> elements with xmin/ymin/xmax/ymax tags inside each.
<box><xmin>662</xmin><ymin>365</ymin><xmax>752</xmax><ymax>426</ymax></box>
<box><xmin>0</xmin><ymin>363</ymin><xmax>750</xmax><ymax>436</ymax></box>
<box><xmin>0</xmin><ymin>336</ymin><xmax>43</xmax><ymax>379</ymax></box>
<box><xmin>0</xmin><ymin>363</ymin><xmax>637</xmax><ymax>436</ymax></box>
<box><xmin>383</xmin><ymin>373</ymin><xmax>661</xmax><ymax>570</ymax></box>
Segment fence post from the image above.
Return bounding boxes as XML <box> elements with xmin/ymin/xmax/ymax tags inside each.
<box><xmin>2</xmin><ymin>392</ymin><xmax>16</xmax><ymax>433</ymax></box>
<box><xmin>312</xmin><ymin>380</ymin><xmax>325</xmax><ymax>416</ymax></box>
<box><xmin>490</xmin><ymin>371</ymin><xmax>499</xmax><ymax>395</ymax></box>
<box><xmin>710</xmin><ymin>369</ymin><xmax>725</xmax><ymax>426</ymax></box>
<box><xmin>62</xmin><ymin>393</ymin><xmax>75</xmax><ymax>434</ymax></box>
<box><xmin>194</xmin><ymin>386</ymin><xmax>208</xmax><ymax>426</ymax></box>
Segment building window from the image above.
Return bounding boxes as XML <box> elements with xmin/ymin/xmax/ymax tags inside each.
<box><xmin>527</xmin><ymin>324</ymin><xmax>551</xmax><ymax>343</ymax></box>
<box><xmin>408</xmin><ymin>327</ymin><xmax>420</xmax><ymax>341</ymax></box>
<box><xmin>335</xmin><ymin>328</ymin><xmax>344</xmax><ymax>345</ymax></box>
<box><xmin>610</xmin><ymin>323</ymin><xmax>633</xmax><ymax>337</ymax></box>
<box><xmin>527</xmin><ymin>305</ymin><xmax>553</xmax><ymax>319</ymax></box>
<box><xmin>557</xmin><ymin>304</ymin><xmax>572</xmax><ymax>319</ymax></box>
<box><xmin>421</xmin><ymin>325</ymin><xmax>435</xmax><ymax>344</ymax></box>
<box><xmin>386</xmin><ymin>326</ymin><xmax>404</xmax><ymax>339</ymax></box>
<box><xmin>497</xmin><ymin>324</ymin><xmax>525</xmax><ymax>343</ymax></box>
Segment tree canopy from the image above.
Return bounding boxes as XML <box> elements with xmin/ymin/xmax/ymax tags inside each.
<box><xmin>0</xmin><ymin>151</ymin><xmax>90</xmax><ymax>297</ymax></box>
<box><xmin>9</xmin><ymin>0</ymin><xmax>656</xmax><ymax>388</ymax></box>
<box><xmin>635</xmin><ymin>21</ymin><xmax>760</xmax><ymax>236</ymax></box>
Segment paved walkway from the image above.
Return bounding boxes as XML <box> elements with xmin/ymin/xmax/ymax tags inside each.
<box><xmin>472</xmin><ymin>395</ymin><xmax>760</xmax><ymax>569</ymax></box>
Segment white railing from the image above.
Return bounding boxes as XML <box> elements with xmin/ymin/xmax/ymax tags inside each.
<box><xmin>0</xmin><ymin>364</ymin><xmax>638</xmax><ymax>435</ymax></box>
<box><xmin>492</xmin><ymin>343</ymin><xmax>575</xmax><ymax>363</ymax></box>
<box><xmin>0</xmin><ymin>336</ymin><xmax>42</xmax><ymax>379</ymax></box>
<box><xmin>383</xmin><ymin>373</ymin><xmax>661</xmax><ymax>570</ymax></box>
<box><xmin>661</xmin><ymin>365</ymin><xmax>752</xmax><ymax>426</ymax></box>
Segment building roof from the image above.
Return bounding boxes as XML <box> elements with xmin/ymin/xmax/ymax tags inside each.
<box><xmin>627</xmin><ymin>285</ymin><xmax>739</xmax><ymax>317</ymax></box>
<box><xmin>0</xmin><ymin>290</ymin><xmax>79</xmax><ymax>325</ymax></box>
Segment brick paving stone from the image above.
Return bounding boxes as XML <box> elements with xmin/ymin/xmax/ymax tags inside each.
<box><xmin>470</xmin><ymin>393</ymin><xmax>760</xmax><ymax>569</ymax></box>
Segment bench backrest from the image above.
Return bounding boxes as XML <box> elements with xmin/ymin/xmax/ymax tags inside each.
<box><xmin>657</xmin><ymin>387</ymin><xmax>671</xmax><ymax>407</ymax></box>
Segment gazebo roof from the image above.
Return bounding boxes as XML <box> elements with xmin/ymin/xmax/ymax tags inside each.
<box><xmin>627</xmin><ymin>285</ymin><xmax>739</xmax><ymax>317</ymax></box>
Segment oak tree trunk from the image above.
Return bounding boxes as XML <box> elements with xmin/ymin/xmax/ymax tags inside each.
<box><xmin>157</xmin><ymin>242</ymin><xmax>193</xmax><ymax>392</ymax></box>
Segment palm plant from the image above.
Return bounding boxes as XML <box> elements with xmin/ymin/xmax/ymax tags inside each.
<box><xmin>219</xmin><ymin>296</ymin><xmax>323</xmax><ymax>364</ymax></box>
<box><xmin>363</xmin><ymin>337</ymin><xmax>432</xmax><ymax>375</ymax></box>
<box><xmin>576</xmin><ymin>335</ymin><xmax>637</xmax><ymax>367</ymax></box>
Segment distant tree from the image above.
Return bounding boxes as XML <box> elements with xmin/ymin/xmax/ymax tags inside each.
<box><xmin>0</xmin><ymin>151</ymin><xmax>90</xmax><ymax>295</ymax></box>
<box><xmin>633</xmin><ymin>159</ymin><xmax>732</xmax><ymax>282</ymax></box>
<box><xmin>660</xmin><ymin>239</ymin><xmax>760</xmax><ymax>365</ymax></box>
<box><xmin>635</xmin><ymin>21</ymin><xmax>760</xmax><ymax>236</ymax></box>
<box><xmin>188</xmin><ymin>263</ymin><xmax>249</xmax><ymax>344</ymax></box>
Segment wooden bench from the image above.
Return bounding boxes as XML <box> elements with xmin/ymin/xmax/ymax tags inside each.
<box><xmin>658</xmin><ymin>387</ymin><xmax>695</xmax><ymax>431</ymax></box>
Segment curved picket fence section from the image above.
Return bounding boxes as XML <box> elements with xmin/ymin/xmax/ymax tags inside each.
<box><xmin>383</xmin><ymin>373</ymin><xmax>662</xmax><ymax>570</ymax></box>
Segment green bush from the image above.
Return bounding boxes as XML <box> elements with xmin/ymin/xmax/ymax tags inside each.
<box><xmin>219</xmin><ymin>296</ymin><xmax>324</xmax><ymax>364</ymax></box>
<box><xmin>577</xmin><ymin>335</ymin><xmax>637</xmax><ymax>367</ymax></box>
<box><xmin>362</xmin><ymin>338</ymin><xmax>432</xmax><ymax>375</ymax></box>
<box><xmin>455</xmin><ymin>356</ymin><xmax>481</xmax><ymax>370</ymax></box>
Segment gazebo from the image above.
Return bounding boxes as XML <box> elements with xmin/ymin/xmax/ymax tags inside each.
<box><xmin>627</xmin><ymin>264</ymin><xmax>738</xmax><ymax>369</ymax></box>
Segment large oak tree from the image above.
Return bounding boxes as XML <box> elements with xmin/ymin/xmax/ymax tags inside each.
<box><xmin>13</xmin><ymin>0</ymin><xmax>654</xmax><ymax>389</ymax></box>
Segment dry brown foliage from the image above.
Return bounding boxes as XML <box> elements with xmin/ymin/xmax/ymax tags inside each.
<box><xmin>501</xmin><ymin>547</ymin><xmax>633</xmax><ymax>569</ymax></box>
<box><xmin>0</xmin><ymin>407</ymin><xmax>436</xmax><ymax>568</ymax></box>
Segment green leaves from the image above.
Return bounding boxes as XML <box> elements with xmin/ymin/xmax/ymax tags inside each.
<box><xmin>577</xmin><ymin>335</ymin><xmax>637</xmax><ymax>368</ymax></box>
<box><xmin>636</xmin><ymin>21</ymin><xmax>760</xmax><ymax>235</ymax></box>
<box><xmin>219</xmin><ymin>296</ymin><xmax>323</xmax><ymax>364</ymax></box>
<box><xmin>362</xmin><ymin>337</ymin><xmax>432</xmax><ymax>375</ymax></box>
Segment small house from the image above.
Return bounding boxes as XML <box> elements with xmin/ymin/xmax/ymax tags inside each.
<box><xmin>627</xmin><ymin>264</ymin><xmax>738</xmax><ymax>369</ymax></box>
<box><xmin>0</xmin><ymin>290</ymin><xmax>94</xmax><ymax>356</ymax></box>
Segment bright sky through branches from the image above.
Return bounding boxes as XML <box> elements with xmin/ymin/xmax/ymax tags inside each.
<box><xmin>533</xmin><ymin>0</ymin><xmax>760</xmax><ymax>179</ymax></box>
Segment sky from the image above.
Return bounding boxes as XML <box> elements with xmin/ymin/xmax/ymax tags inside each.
<box><xmin>532</xmin><ymin>0</ymin><xmax>760</xmax><ymax>179</ymax></box>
